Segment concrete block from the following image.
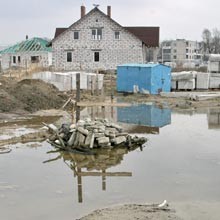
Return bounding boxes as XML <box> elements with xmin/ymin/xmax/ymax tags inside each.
<box><xmin>171</xmin><ymin>80</ymin><xmax>177</xmax><ymax>90</ymax></box>
<box><xmin>196</xmin><ymin>73</ymin><xmax>210</xmax><ymax>89</ymax></box>
<box><xmin>97</xmin><ymin>137</ymin><xmax>110</xmax><ymax>145</ymax></box>
<box><xmin>178</xmin><ymin>79</ymin><xmax>195</xmax><ymax>90</ymax></box>
<box><xmin>67</xmin><ymin>131</ymin><xmax>76</xmax><ymax>146</ymax></box>
<box><xmin>77</xmin><ymin>127</ymin><xmax>89</xmax><ymax>136</ymax></box>
<box><xmin>78</xmin><ymin>133</ymin><xmax>86</xmax><ymax>145</ymax></box>
<box><xmin>112</xmin><ymin>136</ymin><xmax>127</xmax><ymax>145</ymax></box>
<box><xmin>209</xmin><ymin>76</ymin><xmax>220</xmax><ymax>89</ymax></box>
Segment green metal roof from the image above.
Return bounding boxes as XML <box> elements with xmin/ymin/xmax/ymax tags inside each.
<box><xmin>0</xmin><ymin>37</ymin><xmax>52</xmax><ymax>54</ymax></box>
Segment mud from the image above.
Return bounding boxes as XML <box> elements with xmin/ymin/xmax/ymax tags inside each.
<box><xmin>0</xmin><ymin>77</ymin><xmax>68</xmax><ymax>113</ymax></box>
<box><xmin>79</xmin><ymin>204</ymin><xmax>181</xmax><ymax>220</ymax></box>
<box><xmin>0</xmin><ymin>130</ymin><xmax>49</xmax><ymax>147</ymax></box>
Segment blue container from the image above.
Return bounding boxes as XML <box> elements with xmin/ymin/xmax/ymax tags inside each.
<box><xmin>117</xmin><ymin>64</ymin><xmax>171</xmax><ymax>94</ymax></box>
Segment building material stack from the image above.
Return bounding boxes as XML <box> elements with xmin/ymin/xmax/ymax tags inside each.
<box><xmin>208</xmin><ymin>54</ymin><xmax>220</xmax><ymax>89</ymax></box>
<box><xmin>46</xmin><ymin>118</ymin><xmax>147</xmax><ymax>152</ymax></box>
<box><xmin>33</xmin><ymin>71</ymin><xmax>104</xmax><ymax>91</ymax></box>
<box><xmin>171</xmin><ymin>71</ymin><xmax>197</xmax><ymax>90</ymax></box>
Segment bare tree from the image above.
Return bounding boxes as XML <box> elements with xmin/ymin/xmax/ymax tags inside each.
<box><xmin>202</xmin><ymin>28</ymin><xmax>212</xmax><ymax>53</ymax></box>
<box><xmin>212</xmin><ymin>28</ymin><xmax>220</xmax><ymax>53</ymax></box>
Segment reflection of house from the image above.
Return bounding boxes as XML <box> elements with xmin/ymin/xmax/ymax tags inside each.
<box><xmin>117</xmin><ymin>104</ymin><xmax>171</xmax><ymax>128</ymax></box>
<box><xmin>0</xmin><ymin>37</ymin><xmax>52</xmax><ymax>72</ymax></box>
<box><xmin>52</xmin><ymin>5</ymin><xmax>159</xmax><ymax>71</ymax></box>
<box><xmin>208</xmin><ymin>108</ymin><xmax>220</xmax><ymax>129</ymax></box>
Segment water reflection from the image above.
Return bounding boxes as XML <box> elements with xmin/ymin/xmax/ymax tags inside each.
<box><xmin>45</xmin><ymin>145</ymin><xmax>143</xmax><ymax>203</ymax></box>
<box><xmin>173</xmin><ymin>107</ymin><xmax>220</xmax><ymax>130</ymax></box>
<box><xmin>208</xmin><ymin>108</ymin><xmax>220</xmax><ymax>129</ymax></box>
<box><xmin>116</xmin><ymin>104</ymin><xmax>171</xmax><ymax>135</ymax></box>
<box><xmin>84</xmin><ymin>104</ymin><xmax>171</xmax><ymax>134</ymax></box>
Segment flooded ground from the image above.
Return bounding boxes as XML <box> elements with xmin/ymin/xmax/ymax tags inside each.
<box><xmin>1</xmin><ymin>105</ymin><xmax>220</xmax><ymax>219</ymax></box>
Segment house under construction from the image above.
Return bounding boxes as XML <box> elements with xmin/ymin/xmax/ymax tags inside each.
<box><xmin>0</xmin><ymin>37</ymin><xmax>52</xmax><ymax>72</ymax></box>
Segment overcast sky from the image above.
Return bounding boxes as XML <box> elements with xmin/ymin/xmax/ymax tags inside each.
<box><xmin>0</xmin><ymin>0</ymin><xmax>219</xmax><ymax>45</ymax></box>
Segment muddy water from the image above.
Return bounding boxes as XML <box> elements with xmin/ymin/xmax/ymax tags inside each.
<box><xmin>1</xmin><ymin>107</ymin><xmax>220</xmax><ymax>219</ymax></box>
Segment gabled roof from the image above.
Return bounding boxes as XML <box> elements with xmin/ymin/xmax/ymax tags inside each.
<box><xmin>125</xmin><ymin>27</ymin><xmax>159</xmax><ymax>47</ymax></box>
<box><xmin>0</xmin><ymin>37</ymin><xmax>52</xmax><ymax>54</ymax></box>
<box><xmin>53</xmin><ymin>7</ymin><xmax>159</xmax><ymax>47</ymax></box>
<box><xmin>54</xmin><ymin>28</ymin><xmax>68</xmax><ymax>38</ymax></box>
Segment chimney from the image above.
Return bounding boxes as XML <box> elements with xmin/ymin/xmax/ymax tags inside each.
<box><xmin>81</xmin><ymin>5</ymin><xmax>86</xmax><ymax>18</ymax></box>
<box><xmin>26</xmin><ymin>35</ymin><xmax>28</xmax><ymax>40</ymax></box>
<box><xmin>107</xmin><ymin>6</ymin><xmax>111</xmax><ymax>18</ymax></box>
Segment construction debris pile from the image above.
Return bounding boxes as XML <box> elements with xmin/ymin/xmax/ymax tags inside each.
<box><xmin>46</xmin><ymin>118</ymin><xmax>147</xmax><ymax>152</ymax></box>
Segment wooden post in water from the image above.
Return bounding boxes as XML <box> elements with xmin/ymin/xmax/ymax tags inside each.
<box><xmin>101</xmin><ymin>106</ymin><xmax>105</xmax><ymax>118</ymax></box>
<box><xmin>76</xmin><ymin>73</ymin><xmax>81</xmax><ymax>123</ymax></box>
<box><xmin>91</xmin><ymin>75</ymin><xmax>95</xmax><ymax>96</ymax></box>
<box><xmin>102</xmin><ymin>169</ymin><xmax>106</xmax><ymax>191</ymax></box>
<box><xmin>77</xmin><ymin>168</ymin><xmax>83</xmax><ymax>203</ymax></box>
<box><xmin>96</xmin><ymin>74</ymin><xmax>99</xmax><ymax>96</ymax></box>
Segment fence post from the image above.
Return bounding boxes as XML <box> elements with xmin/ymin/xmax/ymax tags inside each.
<box><xmin>76</xmin><ymin>73</ymin><xmax>81</xmax><ymax>122</ymax></box>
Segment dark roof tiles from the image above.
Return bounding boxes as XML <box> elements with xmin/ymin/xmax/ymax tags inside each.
<box><xmin>125</xmin><ymin>27</ymin><xmax>159</xmax><ymax>47</ymax></box>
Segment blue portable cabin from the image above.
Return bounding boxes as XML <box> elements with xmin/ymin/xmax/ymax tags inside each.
<box><xmin>117</xmin><ymin>63</ymin><xmax>171</xmax><ymax>94</ymax></box>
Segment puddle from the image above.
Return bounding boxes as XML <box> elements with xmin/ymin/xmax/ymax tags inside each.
<box><xmin>1</xmin><ymin>105</ymin><xmax>220</xmax><ymax>219</ymax></box>
<box><xmin>0</xmin><ymin>115</ymin><xmax>60</xmax><ymax>140</ymax></box>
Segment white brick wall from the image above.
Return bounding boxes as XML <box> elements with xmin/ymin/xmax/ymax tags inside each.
<box><xmin>1</xmin><ymin>52</ymin><xmax>52</xmax><ymax>71</ymax></box>
<box><xmin>52</xmin><ymin>9</ymin><xmax>145</xmax><ymax>71</ymax></box>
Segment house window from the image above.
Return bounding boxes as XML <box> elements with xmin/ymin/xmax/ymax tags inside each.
<box><xmin>31</xmin><ymin>56</ymin><xmax>40</xmax><ymax>63</ymax></box>
<box><xmin>67</xmin><ymin>52</ymin><xmax>72</xmax><ymax>62</ymax></box>
<box><xmin>18</xmin><ymin>56</ymin><xmax>21</xmax><ymax>63</ymax></box>
<box><xmin>173</xmin><ymin>55</ymin><xmax>177</xmax><ymax>59</ymax></box>
<box><xmin>74</xmin><ymin>31</ymin><xmax>79</xmax><ymax>39</ymax></box>
<box><xmin>186</xmin><ymin>55</ymin><xmax>188</xmax><ymax>59</ymax></box>
<box><xmin>115</xmin><ymin>31</ymin><xmax>120</xmax><ymax>40</ymax></box>
<box><xmin>92</xmin><ymin>28</ymin><xmax>102</xmax><ymax>40</ymax></box>
<box><xmin>94</xmin><ymin>52</ymin><xmax>99</xmax><ymax>62</ymax></box>
<box><xmin>13</xmin><ymin>56</ymin><xmax>16</xmax><ymax>64</ymax></box>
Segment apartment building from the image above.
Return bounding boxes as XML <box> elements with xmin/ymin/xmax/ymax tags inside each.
<box><xmin>161</xmin><ymin>39</ymin><xmax>202</xmax><ymax>67</ymax></box>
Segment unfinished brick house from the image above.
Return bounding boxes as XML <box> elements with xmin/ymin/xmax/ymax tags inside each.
<box><xmin>52</xmin><ymin>5</ymin><xmax>159</xmax><ymax>71</ymax></box>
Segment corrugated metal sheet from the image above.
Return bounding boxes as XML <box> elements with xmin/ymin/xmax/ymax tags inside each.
<box><xmin>118</xmin><ymin>63</ymin><xmax>160</xmax><ymax>68</ymax></box>
<box><xmin>0</xmin><ymin>38</ymin><xmax>52</xmax><ymax>54</ymax></box>
<box><xmin>117</xmin><ymin>64</ymin><xmax>171</xmax><ymax>94</ymax></box>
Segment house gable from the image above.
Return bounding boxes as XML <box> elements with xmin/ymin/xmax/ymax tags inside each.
<box><xmin>52</xmin><ymin>6</ymin><xmax>159</xmax><ymax>70</ymax></box>
<box><xmin>53</xmin><ymin>8</ymin><xmax>159</xmax><ymax>48</ymax></box>
<box><xmin>52</xmin><ymin>7</ymin><xmax>142</xmax><ymax>46</ymax></box>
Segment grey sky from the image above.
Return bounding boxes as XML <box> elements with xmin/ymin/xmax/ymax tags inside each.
<box><xmin>0</xmin><ymin>0</ymin><xmax>219</xmax><ymax>45</ymax></box>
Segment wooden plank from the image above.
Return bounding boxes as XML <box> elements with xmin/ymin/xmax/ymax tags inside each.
<box><xmin>77</xmin><ymin>171</ymin><xmax>132</xmax><ymax>177</ymax></box>
<box><xmin>77</xmin><ymin>102</ymin><xmax>131</xmax><ymax>107</ymax></box>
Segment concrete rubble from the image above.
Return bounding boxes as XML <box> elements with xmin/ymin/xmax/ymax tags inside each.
<box><xmin>46</xmin><ymin>118</ymin><xmax>147</xmax><ymax>151</ymax></box>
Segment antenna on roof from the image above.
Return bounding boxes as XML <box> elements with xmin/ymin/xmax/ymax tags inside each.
<box><xmin>93</xmin><ymin>4</ymin><xmax>100</xmax><ymax>8</ymax></box>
